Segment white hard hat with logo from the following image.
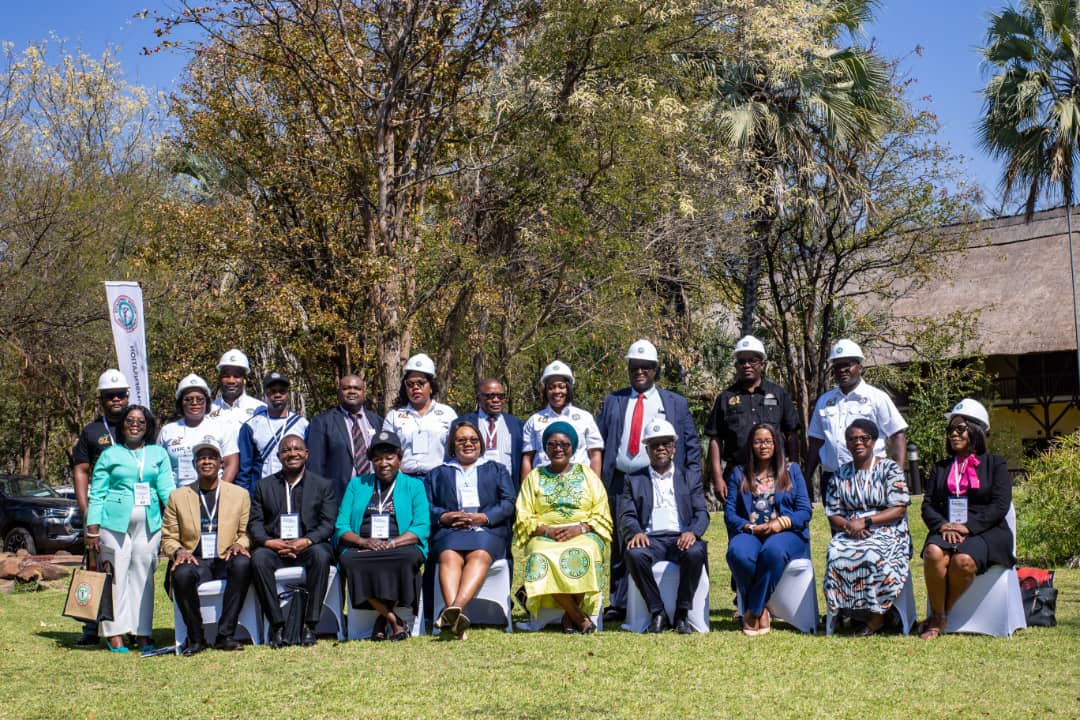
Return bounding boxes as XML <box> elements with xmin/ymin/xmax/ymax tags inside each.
<box><xmin>642</xmin><ymin>419</ymin><xmax>678</xmax><ymax>443</ymax></box>
<box><xmin>217</xmin><ymin>349</ymin><xmax>251</xmax><ymax>373</ymax></box>
<box><xmin>828</xmin><ymin>339</ymin><xmax>865</xmax><ymax>363</ymax></box>
<box><xmin>96</xmin><ymin>369</ymin><xmax>130</xmax><ymax>392</ymax></box>
<box><xmin>541</xmin><ymin>360</ymin><xmax>574</xmax><ymax>386</ymax></box>
<box><xmin>625</xmin><ymin>339</ymin><xmax>659</xmax><ymax>363</ymax></box>
<box><xmin>733</xmin><ymin>335</ymin><xmax>766</xmax><ymax>360</ymax></box>
<box><xmin>945</xmin><ymin>398</ymin><xmax>990</xmax><ymax>430</ymax></box>
<box><xmin>404</xmin><ymin>353</ymin><xmax>436</xmax><ymax>377</ymax></box>
<box><xmin>175</xmin><ymin>373</ymin><xmax>212</xmax><ymax>400</ymax></box>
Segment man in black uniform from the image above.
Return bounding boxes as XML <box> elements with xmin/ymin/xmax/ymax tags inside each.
<box><xmin>704</xmin><ymin>336</ymin><xmax>800</xmax><ymax>501</ymax></box>
<box><xmin>70</xmin><ymin>369</ymin><xmax>130</xmax><ymax>646</ymax></box>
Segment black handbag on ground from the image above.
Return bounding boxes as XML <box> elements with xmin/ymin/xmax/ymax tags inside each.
<box><xmin>1018</xmin><ymin>567</ymin><xmax>1057</xmax><ymax>628</ymax></box>
<box><xmin>279</xmin><ymin>584</ymin><xmax>309</xmax><ymax>645</ymax></box>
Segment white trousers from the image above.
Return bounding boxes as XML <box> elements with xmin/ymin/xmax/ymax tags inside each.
<box><xmin>99</xmin><ymin>507</ymin><xmax>160</xmax><ymax>637</ymax></box>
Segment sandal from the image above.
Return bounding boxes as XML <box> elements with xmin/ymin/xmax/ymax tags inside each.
<box><xmin>579</xmin><ymin>618</ymin><xmax>597</xmax><ymax>635</ymax></box>
<box><xmin>919</xmin><ymin>616</ymin><xmax>946</xmax><ymax>640</ymax></box>
<box><xmin>561</xmin><ymin>613</ymin><xmax>579</xmax><ymax>635</ymax></box>
<box><xmin>451</xmin><ymin>611</ymin><xmax>471</xmax><ymax>639</ymax></box>
<box><xmin>388</xmin><ymin>613</ymin><xmax>410</xmax><ymax>641</ymax></box>
<box><xmin>438</xmin><ymin>606</ymin><xmax>461</xmax><ymax>632</ymax></box>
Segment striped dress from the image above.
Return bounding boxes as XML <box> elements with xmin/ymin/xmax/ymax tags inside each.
<box><xmin>823</xmin><ymin>458</ymin><xmax>912</xmax><ymax>614</ymax></box>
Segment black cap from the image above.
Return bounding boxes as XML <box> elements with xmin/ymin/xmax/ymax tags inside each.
<box><xmin>366</xmin><ymin>430</ymin><xmax>402</xmax><ymax>459</ymax></box>
<box><xmin>263</xmin><ymin>372</ymin><xmax>290</xmax><ymax>389</ymax></box>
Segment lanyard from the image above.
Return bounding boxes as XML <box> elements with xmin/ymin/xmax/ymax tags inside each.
<box><xmin>102</xmin><ymin>417</ymin><xmax>116</xmax><ymax>445</ymax></box>
<box><xmin>375</xmin><ymin>476</ymin><xmax>397</xmax><ymax>514</ymax></box>
<box><xmin>951</xmin><ymin>457</ymin><xmax>970</xmax><ymax>496</ymax></box>
<box><xmin>128</xmin><ymin>446</ymin><xmax>145</xmax><ymax>482</ymax></box>
<box><xmin>284</xmin><ymin>476</ymin><xmax>302</xmax><ymax>514</ymax></box>
<box><xmin>199</xmin><ymin>485</ymin><xmax>220</xmax><ymax>532</ymax></box>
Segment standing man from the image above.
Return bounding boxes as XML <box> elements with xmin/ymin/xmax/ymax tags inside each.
<box><xmin>248</xmin><ymin>435</ymin><xmax>338</xmax><ymax>648</ymax></box>
<box><xmin>597</xmin><ymin>339</ymin><xmax>701</xmax><ymax>624</ymax></box>
<box><xmin>618</xmin><ymin>420</ymin><xmax>710</xmax><ymax>634</ymax></box>
<box><xmin>70</xmin><ymin>369</ymin><xmax>129</xmax><ymax>646</ymax></box>
<box><xmin>805</xmin><ymin>338</ymin><xmax>907</xmax><ymax>503</ymax></box>
<box><xmin>208</xmin><ymin>349</ymin><xmax>266</xmax><ymax>441</ymax></box>
<box><xmin>705</xmin><ymin>335</ymin><xmax>800</xmax><ymax>501</ymax></box>
<box><xmin>236</xmin><ymin>373</ymin><xmax>309</xmax><ymax>493</ymax></box>
<box><xmin>306</xmin><ymin>375</ymin><xmax>383</xmax><ymax>500</ymax></box>
<box><xmin>458</xmin><ymin>378</ymin><xmax>524</xmax><ymax>493</ymax></box>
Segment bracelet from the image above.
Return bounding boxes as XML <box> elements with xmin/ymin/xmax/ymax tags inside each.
<box><xmin>580</xmin><ymin>522</ymin><xmax>587</xmax><ymax>534</ymax></box>
<box><xmin>85</xmin><ymin>532</ymin><xmax>100</xmax><ymax>538</ymax></box>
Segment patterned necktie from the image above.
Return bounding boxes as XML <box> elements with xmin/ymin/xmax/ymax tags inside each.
<box><xmin>628</xmin><ymin>392</ymin><xmax>645</xmax><ymax>456</ymax></box>
<box><xmin>351</xmin><ymin>413</ymin><xmax>369</xmax><ymax>475</ymax></box>
<box><xmin>488</xmin><ymin>416</ymin><xmax>498</xmax><ymax>449</ymax></box>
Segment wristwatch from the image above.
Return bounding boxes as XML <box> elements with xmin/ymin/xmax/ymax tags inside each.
<box><xmin>864</xmin><ymin>516</ymin><xmax>873</xmax><ymax>530</ymax></box>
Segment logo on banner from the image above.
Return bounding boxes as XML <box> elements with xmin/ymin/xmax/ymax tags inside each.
<box><xmin>112</xmin><ymin>295</ymin><xmax>139</xmax><ymax>333</ymax></box>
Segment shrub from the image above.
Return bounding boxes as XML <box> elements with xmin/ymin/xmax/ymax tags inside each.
<box><xmin>1016</xmin><ymin>432</ymin><xmax>1080</xmax><ymax>567</ymax></box>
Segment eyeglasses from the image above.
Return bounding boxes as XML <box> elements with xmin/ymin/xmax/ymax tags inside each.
<box><xmin>454</xmin><ymin>437</ymin><xmax>481</xmax><ymax>446</ymax></box>
<box><xmin>181</xmin><ymin>395</ymin><xmax>206</xmax><ymax>405</ymax></box>
<box><xmin>405</xmin><ymin>379</ymin><xmax>429</xmax><ymax>389</ymax></box>
<box><xmin>832</xmin><ymin>360</ymin><xmax>859</xmax><ymax>371</ymax></box>
<box><xmin>124</xmin><ymin>417</ymin><xmax>147</xmax><ymax>427</ymax></box>
<box><xmin>481</xmin><ymin>392</ymin><xmax>506</xmax><ymax>400</ymax></box>
<box><xmin>846</xmin><ymin>434</ymin><xmax>873</xmax><ymax>445</ymax></box>
<box><xmin>545</xmin><ymin>441</ymin><xmax>572</xmax><ymax>451</ymax></box>
<box><xmin>734</xmin><ymin>357</ymin><xmax>762</xmax><ymax>366</ymax></box>
<box><xmin>751</xmin><ymin>438</ymin><xmax>774</xmax><ymax>447</ymax></box>
<box><xmin>101</xmin><ymin>391</ymin><xmax>129</xmax><ymax>401</ymax></box>
<box><xmin>629</xmin><ymin>365</ymin><xmax>657</xmax><ymax>374</ymax></box>
<box><xmin>947</xmin><ymin>424</ymin><xmax>969</xmax><ymax>436</ymax></box>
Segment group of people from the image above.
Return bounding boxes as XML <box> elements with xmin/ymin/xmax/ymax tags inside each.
<box><xmin>72</xmin><ymin>336</ymin><xmax>1015</xmax><ymax>652</ymax></box>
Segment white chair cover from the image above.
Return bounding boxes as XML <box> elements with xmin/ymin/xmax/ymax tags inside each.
<box><xmin>255</xmin><ymin>565</ymin><xmax>344</xmax><ymax>643</ymax></box>
<box><xmin>623</xmin><ymin>561</ymin><xmax>710</xmax><ymax>633</ymax></box>
<box><xmin>346</xmin><ymin>597</ymin><xmax>424</xmax><ymax>639</ymax></box>
<box><xmin>173</xmin><ymin>579</ymin><xmax>261</xmax><ymax>652</ymax></box>
<box><xmin>431</xmin><ymin>558</ymin><xmax>513</xmax><ymax>634</ymax></box>
<box><xmin>827</xmin><ymin>571</ymin><xmax>915</xmax><ymax>635</ymax></box>
<box><xmin>737</xmin><ymin>558</ymin><xmax>817</xmax><ymax>634</ymax></box>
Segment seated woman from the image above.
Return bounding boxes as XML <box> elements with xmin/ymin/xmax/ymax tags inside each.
<box><xmin>919</xmin><ymin>399</ymin><xmax>1013</xmax><ymax>640</ymax></box>
<box><xmin>823</xmin><ymin>418</ymin><xmax>912</xmax><ymax>637</ymax></box>
<box><xmin>724</xmin><ymin>422</ymin><xmax>812</xmax><ymax>636</ymax></box>
<box><xmin>426</xmin><ymin>420</ymin><xmax>516</xmax><ymax>640</ymax></box>
<box><xmin>515</xmin><ymin>421</ymin><xmax>612</xmax><ymax>634</ymax></box>
<box><xmin>335</xmin><ymin>430</ymin><xmax>430</xmax><ymax>641</ymax></box>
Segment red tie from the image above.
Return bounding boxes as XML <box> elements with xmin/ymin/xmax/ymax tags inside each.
<box><xmin>628</xmin><ymin>393</ymin><xmax>644</xmax><ymax>456</ymax></box>
<box><xmin>487</xmin><ymin>416</ymin><xmax>498</xmax><ymax>449</ymax></box>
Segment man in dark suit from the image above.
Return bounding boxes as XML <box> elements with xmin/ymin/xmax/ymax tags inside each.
<box><xmin>597</xmin><ymin>339</ymin><xmax>701</xmax><ymax>622</ymax></box>
<box><xmin>458</xmin><ymin>378</ymin><xmax>524</xmax><ymax>492</ymax></box>
<box><xmin>306</xmin><ymin>375</ymin><xmax>383</xmax><ymax>499</ymax></box>
<box><xmin>249</xmin><ymin>435</ymin><xmax>339</xmax><ymax>648</ymax></box>
<box><xmin>618</xmin><ymin>420</ymin><xmax>710</xmax><ymax>634</ymax></box>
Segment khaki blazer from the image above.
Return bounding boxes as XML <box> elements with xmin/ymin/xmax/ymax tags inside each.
<box><xmin>161</xmin><ymin>482</ymin><xmax>251</xmax><ymax>560</ymax></box>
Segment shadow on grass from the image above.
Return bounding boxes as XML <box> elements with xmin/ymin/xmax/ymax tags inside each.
<box><xmin>36</xmin><ymin>628</ymin><xmax>178</xmax><ymax>649</ymax></box>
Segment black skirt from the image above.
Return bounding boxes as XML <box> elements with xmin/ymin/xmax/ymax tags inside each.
<box><xmin>922</xmin><ymin>522</ymin><xmax>1014</xmax><ymax>574</ymax></box>
<box><xmin>340</xmin><ymin>545</ymin><xmax>423</xmax><ymax>610</ymax></box>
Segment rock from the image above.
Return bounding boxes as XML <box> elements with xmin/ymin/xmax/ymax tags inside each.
<box><xmin>54</xmin><ymin>550</ymin><xmax>72</xmax><ymax>556</ymax></box>
<box><xmin>15</xmin><ymin>549</ymin><xmax>30</xmax><ymax>558</ymax></box>
<box><xmin>0</xmin><ymin>558</ymin><xmax>20</xmax><ymax>579</ymax></box>
<box><xmin>15</xmin><ymin>566</ymin><xmax>42</xmax><ymax>583</ymax></box>
<box><xmin>31</xmin><ymin>562</ymin><xmax>70</xmax><ymax>581</ymax></box>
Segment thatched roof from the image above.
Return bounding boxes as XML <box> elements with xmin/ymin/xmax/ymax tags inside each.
<box><xmin>869</xmin><ymin>206</ymin><xmax>1080</xmax><ymax>365</ymax></box>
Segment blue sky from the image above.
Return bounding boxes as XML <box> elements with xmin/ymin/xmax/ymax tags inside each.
<box><xmin>5</xmin><ymin>0</ymin><xmax>1007</xmax><ymax>211</ymax></box>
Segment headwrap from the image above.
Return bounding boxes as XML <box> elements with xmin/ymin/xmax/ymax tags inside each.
<box><xmin>542</xmin><ymin>420</ymin><xmax>579</xmax><ymax>455</ymax></box>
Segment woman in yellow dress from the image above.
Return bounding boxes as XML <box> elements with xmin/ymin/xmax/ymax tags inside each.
<box><xmin>515</xmin><ymin>421</ymin><xmax>612</xmax><ymax>633</ymax></box>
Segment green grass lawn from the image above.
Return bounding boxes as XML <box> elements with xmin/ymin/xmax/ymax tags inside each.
<box><xmin>1</xmin><ymin>497</ymin><xmax>1077</xmax><ymax>720</ymax></box>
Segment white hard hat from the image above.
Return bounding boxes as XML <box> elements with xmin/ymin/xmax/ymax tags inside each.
<box><xmin>828</xmin><ymin>339</ymin><xmax>865</xmax><ymax>363</ymax></box>
<box><xmin>642</xmin><ymin>419</ymin><xmax>678</xmax><ymax>443</ymax></box>
<box><xmin>175</xmin><ymin>373</ymin><xmax>212</xmax><ymax>400</ymax></box>
<box><xmin>404</xmin><ymin>353</ymin><xmax>436</xmax><ymax>376</ymax></box>
<box><xmin>946</xmin><ymin>398</ymin><xmax>990</xmax><ymax>430</ymax></box>
<box><xmin>191</xmin><ymin>436</ymin><xmax>222</xmax><ymax>459</ymax></box>
<box><xmin>625</xmin><ymin>339</ymin><xmax>659</xmax><ymax>363</ymax></box>
<box><xmin>96</xmin><ymin>369</ymin><xmax>130</xmax><ymax>392</ymax></box>
<box><xmin>733</xmin><ymin>335</ymin><xmax>766</xmax><ymax>360</ymax></box>
<box><xmin>540</xmin><ymin>360</ymin><xmax>574</xmax><ymax>386</ymax></box>
<box><xmin>217</xmin><ymin>349</ymin><xmax>251</xmax><ymax>373</ymax></box>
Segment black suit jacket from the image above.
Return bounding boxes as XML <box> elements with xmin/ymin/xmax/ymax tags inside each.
<box><xmin>922</xmin><ymin>453</ymin><xmax>1014</xmax><ymax>566</ymax></box>
<box><xmin>305</xmin><ymin>406</ymin><xmax>383</xmax><ymax>499</ymax></box>
<box><xmin>249</xmin><ymin>469</ymin><xmax>339</xmax><ymax>547</ymax></box>
<box><xmin>618</xmin><ymin>464</ymin><xmax>710</xmax><ymax>541</ymax></box>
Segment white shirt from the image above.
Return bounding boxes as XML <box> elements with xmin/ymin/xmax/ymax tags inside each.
<box><xmin>382</xmin><ymin>401</ymin><xmax>457</xmax><ymax>476</ymax></box>
<box><xmin>614</xmin><ymin>386</ymin><xmax>664</xmax><ymax>474</ymax></box>
<box><xmin>242</xmin><ymin>410</ymin><xmax>309</xmax><ymax>481</ymax></box>
<box><xmin>478</xmin><ymin>410</ymin><xmax>513</xmax><ymax>478</ymax></box>
<box><xmin>522</xmin><ymin>404</ymin><xmax>604</xmax><ymax>468</ymax></box>
<box><xmin>158</xmin><ymin>416</ymin><xmax>238</xmax><ymax>487</ymax></box>
<box><xmin>807</xmin><ymin>380</ymin><xmax>908</xmax><ymax>473</ymax></box>
<box><xmin>209</xmin><ymin>392</ymin><xmax>266</xmax><ymax>443</ymax></box>
<box><xmin>646</xmin><ymin>465</ymin><xmax>680</xmax><ymax>534</ymax></box>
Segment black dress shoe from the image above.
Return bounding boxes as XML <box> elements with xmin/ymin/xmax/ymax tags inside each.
<box><xmin>646</xmin><ymin>612</ymin><xmax>670</xmax><ymax>634</ymax></box>
<box><xmin>215</xmin><ymin>636</ymin><xmax>243</xmax><ymax>651</ymax></box>
<box><xmin>603</xmin><ymin>606</ymin><xmax>626</xmax><ymax>623</ymax></box>
<box><xmin>76</xmin><ymin>631</ymin><xmax>100</xmax><ymax>647</ymax></box>
<box><xmin>301</xmin><ymin>625</ymin><xmax>317</xmax><ymax>647</ymax></box>
<box><xmin>268</xmin><ymin>626</ymin><xmax>286</xmax><ymax>649</ymax></box>
<box><xmin>673</xmin><ymin>610</ymin><xmax>693</xmax><ymax>634</ymax></box>
<box><xmin>853</xmin><ymin>622</ymin><xmax>882</xmax><ymax>638</ymax></box>
<box><xmin>181</xmin><ymin>639</ymin><xmax>207</xmax><ymax>656</ymax></box>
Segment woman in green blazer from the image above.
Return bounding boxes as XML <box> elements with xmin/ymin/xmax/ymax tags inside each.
<box><xmin>334</xmin><ymin>430</ymin><xmax>430</xmax><ymax>641</ymax></box>
<box><xmin>85</xmin><ymin>405</ymin><xmax>174</xmax><ymax>652</ymax></box>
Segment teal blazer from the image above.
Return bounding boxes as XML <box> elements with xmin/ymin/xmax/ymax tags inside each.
<box><xmin>334</xmin><ymin>471</ymin><xmax>430</xmax><ymax>559</ymax></box>
<box><xmin>87</xmin><ymin>444</ymin><xmax>175</xmax><ymax>535</ymax></box>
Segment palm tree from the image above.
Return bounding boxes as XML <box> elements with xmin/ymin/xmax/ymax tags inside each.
<box><xmin>979</xmin><ymin>0</ymin><xmax>1080</xmax><ymax>387</ymax></box>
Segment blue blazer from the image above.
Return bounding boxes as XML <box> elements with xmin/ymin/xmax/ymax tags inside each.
<box><xmin>305</xmin><ymin>406</ymin><xmax>383</xmax><ymax>500</ymax></box>
<box><xmin>618</xmin><ymin>464</ymin><xmax>710</xmax><ymax>540</ymax></box>
<box><xmin>425</xmin><ymin>461</ymin><xmax>516</xmax><ymax>548</ymax></box>
<box><xmin>723</xmin><ymin>463</ymin><xmax>813</xmax><ymax>543</ymax></box>
<box><xmin>334</xmin><ymin>471</ymin><xmax>430</xmax><ymax>559</ymax></box>
<box><xmin>598</xmin><ymin>387</ymin><xmax>702</xmax><ymax>489</ymax></box>
<box><xmin>456</xmin><ymin>411</ymin><xmax>524</xmax><ymax>492</ymax></box>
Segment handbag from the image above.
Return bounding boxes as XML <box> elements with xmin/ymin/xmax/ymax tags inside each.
<box><xmin>1018</xmin><ymin>567</ymin><xmax>1057</xmax><ymax>628</ymax></box>
<box><xmin>62</xmin><ymin>551</ymin><xmax>114</xmax><ymax>624</ymax></box>
<box><xmin>278</xmin><ymin>583</ymin><xmax>309</xmax><ymax>646</ymax></box>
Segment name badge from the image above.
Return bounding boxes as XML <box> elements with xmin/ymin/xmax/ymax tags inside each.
<box><xmin>763</xmin><ymin>398</ymin><xmax>778</xmax><ymax>406</ymax></box>
<box><xmin>177</xmin><ymin>457</ymin><xmax>197</xmax><ymax>485</ymax></box>
<box><xmin>280</xmin><ymin>513</ymin><xmax>301</xmax><ymax>540</ymax></box>
<box><xmin>948</xmin><ymin>497</ymin><xmax>968</xmax><ymax>525</ymax></box>
<box><xmin>412</xmin><ymin>430</ymin><xmax>430</xmax><ymax>455</ymax></box>
<box><xmin>370</xmin><ymin>514</ymin><xmax>391</xmax><ymax>540</ymax></box>
<box><xmin>460</xmin><ymin>484</ymin><xmax>480</xmax><ymax>510</ymax></box>
<box><xmin>651</xmin><ymin>506</ymin><xmax>679</xmax><ymax>532</ymax></box>
<box><xmin>134</xmin><ymin>482</ymin><xmax>152</xmax><ymax>507</ymax></box>
<box><xmin>200</xmin><ymin>533</ymin><xmax>217</xmax><ymax>559</ymax></box>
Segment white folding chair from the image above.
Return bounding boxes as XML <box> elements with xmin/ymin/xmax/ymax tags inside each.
<box><xmin>932</xmin><ymin>504</ymin><xmax>1027</xmax><ymax>637</ymax></box>
<box><xmin>173</xmin><ymin>580</ymin><xmax>261</xmax><ymax>653</ymax></box>
<box><xmin>431</xmin><ymin>558</ymin><xmax>513</xmax><ymax>635</ymax></box>
<box><xmin>623</xmin><ymin>561</ymin><xmax>710</xmax><ymax>633</ymax></box>
<box><xmin>346</xmin><ymin>596</ymin><xmax>424</xmax><ymax>639</ymax></box>
<box><xmin>256</xmin><ymin>565</ymin><xmax>345</xmax><ymax>643</ymax></box>
<box><xmin>826</xmin><ymin>571</ymin><xmax>916</xmax><ymax>635</ymax></box>
<box><xmin>736</xmin><ymin>558</ymin><xmax>817</xmax><ymax>634</ymax></box>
